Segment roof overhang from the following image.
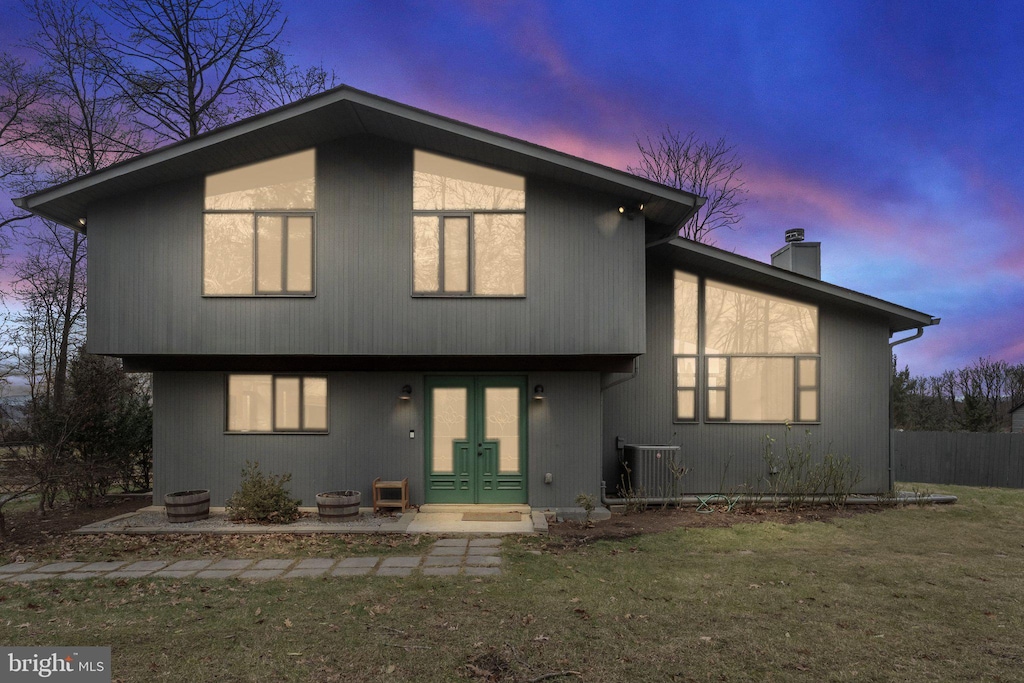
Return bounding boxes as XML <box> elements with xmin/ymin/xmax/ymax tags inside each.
<box><xmin>650</xmin><ymin>238</ymin><xmax>938</xmax><ymax>335</ymax></box>
<box><xmin>13</xmin><ymin>85</ymin><xmax>704</xmax><ymax>234</ymax></box>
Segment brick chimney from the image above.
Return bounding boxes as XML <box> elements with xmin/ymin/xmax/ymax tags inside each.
<box><xmin>771</xmin><ymin>229</ymin><xmax>820</xmax><ymax>279</ymax></box>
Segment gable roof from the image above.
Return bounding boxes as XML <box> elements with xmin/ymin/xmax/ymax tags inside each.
<box><xmin>650</xmin><ymin>237</ymin><xmax>938</xmax><ymax>334</ymax></box>
<box><xmin>12</xmin><ymin>84</ymin><xmax>704</xmax><ymax>233</ymax></box>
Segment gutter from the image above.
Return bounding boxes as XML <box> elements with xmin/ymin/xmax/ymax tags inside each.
<box><xmin>9</xmin><ymin>196</ymin><xmax>84</xmax><ymax>233</ymax></box>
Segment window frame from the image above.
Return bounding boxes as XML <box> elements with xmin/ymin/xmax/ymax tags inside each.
<box><xmin>203</xmin><ymin>210</ymin><xmax>317</xmax><ymax>298</ymax></box>
<box><xmin>411</xmin><ymin>150</ymin><xmax>527</xmax><ymax>298</ymax></box>
<box><xmin>202</xmin><ymin>148</ymin><xmax>317</xmax><ymax>298</ymax></box>
<box><xmin>672</xmin><ymin>270</ymin><xmax>821</xmax><ymax>425</ymax></box>
<box><xmin>224</xmin><ymin>374</ymin><xmax>329</xmax><ymax>434</ymax></box>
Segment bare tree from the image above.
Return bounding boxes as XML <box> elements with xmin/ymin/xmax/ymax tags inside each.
<box><xmin>99</xmin><ymin>0</ymin><xmax>287</xmax><ymax>140</ymax></box>
<box><xmin>0</xmin><ymin>53</ymin><xmax>47</xmax><ymax>247</ymax></box>
<box><xmin>17</xmin><ymin>0</ymin><xmax>146</xmax><ymax>408</ymax></box>
<box><xmin>237</xmin><ymin>49</ymin><xmax>336</xmax><ymax>115</ymax></box>
<box><xmin>629</xmin><ymin>127</ymin><xmax>747</xmax><ymax>244</ymax></box>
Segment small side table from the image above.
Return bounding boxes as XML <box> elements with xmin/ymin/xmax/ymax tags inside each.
<box><xmin>372</xmin><ymin>477</ymin><xmax>409</xmax><ymax>513</ymax></box>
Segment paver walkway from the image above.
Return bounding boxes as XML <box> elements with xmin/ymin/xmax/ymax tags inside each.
<box><xmin>0</xmin><ymin>538</ymin><xmax>503</xmax><ymax>582</ymax></box>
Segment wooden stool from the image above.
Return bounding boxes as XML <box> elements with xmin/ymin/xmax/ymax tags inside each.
<box><xmin>372</xmin><ymin>477</ymin><xmax>409</xmax><ymax>513</ymax></box>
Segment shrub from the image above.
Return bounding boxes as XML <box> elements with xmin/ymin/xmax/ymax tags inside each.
<box><xmin>226</xmin><ymin>461</ymin><xmax>301</xmax><ymax>523</ymax></box>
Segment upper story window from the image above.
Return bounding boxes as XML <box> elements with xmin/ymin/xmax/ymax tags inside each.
<box><xmin>412</xmin><ymin>150</ymin><xmax>526</xmax><ymax>296</ymax></box>
<box><xmin>203</xmin><ymin>149</ymin><xmax>315</xmax><ymax>296</ymax></box>
<box><xmin>673</xmin><ymin>270</ymin><xmax>820</xmax><ymax>424</ymax></box>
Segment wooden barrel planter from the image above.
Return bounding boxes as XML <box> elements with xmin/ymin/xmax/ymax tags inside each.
<box><xmin>316</xmin><ymin>490</ymin><xmax>361</xmax><ymax>521</ymax></box>
<box><xmin>164</xmin><ymin>489</ymin><xmax>211</xmax><ymax>523</ymax></box>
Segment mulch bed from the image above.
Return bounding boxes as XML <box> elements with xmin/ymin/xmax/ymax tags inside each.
<box><xmin>2</xmin><ymin>495</ymin><xmax>151</xmax><ymax>557</ymax></box>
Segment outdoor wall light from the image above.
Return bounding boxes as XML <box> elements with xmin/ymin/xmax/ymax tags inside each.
<box><xmin>617</xmin><ymin>203</ymin><xmax>644</xmax><ymax>220</ymax></box>
<box><xmin>400</xmin><ymin>385</ymin><xmax>412</xmax><ymax>400</ymax></box>
<box><xmin>533</xmin><ymin>385</ymin><xmax>545</xmax><ymax>400</ymax></box>
<box><xmin>77</xmin><ymin>217</ymin><xmax>87</xmax><ymax>227</ymax></box>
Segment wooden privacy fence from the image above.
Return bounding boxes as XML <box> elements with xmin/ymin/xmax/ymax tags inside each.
<box><xmin>894</xmin><ymin>431</ymin><xmax>1024</xmax><ymax>488</ymax></box>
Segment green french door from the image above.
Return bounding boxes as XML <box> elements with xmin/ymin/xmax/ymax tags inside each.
<box><xmin>425</xmin><ymin>376</ymin><xmax>527</xmax><ymax>504</ymax></box>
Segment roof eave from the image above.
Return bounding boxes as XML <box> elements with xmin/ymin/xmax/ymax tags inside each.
<box><xmin>654</xmin><ymin>238</ymin><xmax>937</xmax><ymax>334</ymax></box>
<box><xmin>15</xmin><ymin>84</ymin><xmax>702</xmax><ymax>232</ymax></box>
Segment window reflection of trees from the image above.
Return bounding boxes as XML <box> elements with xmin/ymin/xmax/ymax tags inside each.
<box><xmin>704</xmin><ymin>281</ymin><xmax>817</xmax><ymax>354</ymax></box>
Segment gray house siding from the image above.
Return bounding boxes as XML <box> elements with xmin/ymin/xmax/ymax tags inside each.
<box><xmin>88</xmin><ymin>135</ymin><xmax>644</xmax><ymax>359</ymax></box>
<box><xmin>1012</xmin><ymin>406</ymin><xmax>1024</xmax><ymax>433</ymax></box>
<box><xmin>153</xmin><ymin>369</ymin><xmax>602</xmax><ymax>508</ymax></box>
<box><xmin>601</xmin><ymin>258</ymin><xmax>892</xmax><ymax>495</ymax></box>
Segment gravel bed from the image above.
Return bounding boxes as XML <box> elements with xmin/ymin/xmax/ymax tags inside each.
<box><xmin>81</xmin><ymin>510</ymin><xmax>402</xmax><ymax>532</ymax></box>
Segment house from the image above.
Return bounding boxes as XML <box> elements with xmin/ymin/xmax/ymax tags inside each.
<box><xmin>13</xmin><ymin>86</ymin><xmax>938</xmax><ymax>511</ymax></box>
<box><xmin>1012</xmin><ymin>401</ymin><xmax>1024</xmax><ymax>433</ymax></box>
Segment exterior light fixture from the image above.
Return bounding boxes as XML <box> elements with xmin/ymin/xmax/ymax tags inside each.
<box><xmin>618</xmin><ymin>203</ymin><xmax>644</xmax><ymax>220</ymax></box>
<box><xmin>400</xmin><ymin>385</ymin><xmax>412</xmax><ymax>400</ymax></box>
<box><xmin>78</xmin><ymin>217</ymin><xmax>87</xmax><ymax>227</ymax></box>
<box><xmin>533</xmin><ymin>385</ymin><xmax>545</xmax><ymax>400</ymax></box>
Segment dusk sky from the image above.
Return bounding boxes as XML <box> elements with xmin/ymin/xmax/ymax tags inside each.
<box><xmin>3</xmin><ymin>0</ymin><xmax>1022</xmax><ymax>378</ymax></box>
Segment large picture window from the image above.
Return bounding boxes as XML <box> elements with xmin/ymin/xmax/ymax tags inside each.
<box><xmin>412</xmin><ymin>150</ymin><xmax>525</xmax><ymax>296</ymax></box>
<box><xmin>227</xmin><ymin>374</ymin><xmax>328</xmax><ymax>433</ymax></box>
<box><xmin>204</xmin><ymin>149</ymin><xmax>315</xmax><ymax>296</ymax></box>
<box><xmin>673</xmin><ymin>270</ymin><xmax>820</xmax><ymax>423</ymax></box>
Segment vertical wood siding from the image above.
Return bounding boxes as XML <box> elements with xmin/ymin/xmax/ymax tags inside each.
<box><xmin>88</xmin><ymin>136</ymin><xmax>644</xmax><ymax>357</ymax></box>
<box><xmin>153</xmin><ymin>370</ymin><xmax>602</xmax><ymax>507</ymax></box>
<box><xmin>601</xmin><ymin>260</ymin><xmax>893</xmax><ymax>495</ymax></box>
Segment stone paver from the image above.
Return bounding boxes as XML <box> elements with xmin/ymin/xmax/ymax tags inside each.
<box><xmin>338</xmin><ymin>557</ymin><xmax>378</xmax><ymax>568</ymax></box>
<box><xmin>283</xmin><ymin>567</ymin><xmax>330</xmax><ymax>578</ymax></box>
<box><xmin>122</xmin><ymin>560</ymin><xmax>168</xmax><ymax>572</ymax></box>
<box><xmin>5</xmin><ymin>573</ymin><xmax>51</xmax><ymax>582</ymax></box>
<box><xmin>207</xmin><ymin>559</ymin><xmax>252</xmax><ymax>571</ymax></box>
<box><xmin>429</xmin><ymin>546</ymin><xmax>467</xmax><ymax>556</ymax></box>
<box><xmin>423</xmin><ymin>566</ymin><xmax>460</xmax><ymax>576</ymax></box>
<box><xmin>165</xmin><ymin>560</ymin><xmax>213</xmax><ymax>571</ymax></box>
<box><xmin>381</xmin><ymin>556</ymin><xmax>421</xmax><ymax>568</ymax></box>
<box><xmin>61</xmin><ymin>572</ymin><xmax>103</xmax><ymax>580</ymax></box>
<box><xmin>332</xmin><ymin>566</ymin><xmax>373</xmax><ymax>577</ymax></box>
<box><xmin>79</xmin><ymin>561</ymin><xmax>127</xmax><ymax>572</ymax></box>
<box><xmin>239</xmin><ymin>569</ymin><xmax>286</xmax><ymax>580</ymax></box>
<box><xmin>377</xmin><ymin>567</ymin><xmax>414</xmax><ymax>577</ymax></box>
<box><xmin>253</xmin><ymin>559</ymin><xmax>294</xmax><ymax>570</ymax></box>
<box><xmin>467</xmin><ymin>546</ymin><xmax>499</xmax><ymax>556</ymax></box>
<box><xmin>195</xmin><ymin>569</ymin><xmax>240</xmax><ymax>579</ymax></box>
<box><xmin>37</xmin><ymin>562</ymin><xmax>87</xmax><ymax>573</ymax></box>
<box><xmin>295</xmin><ymin>558</ymin><xmax>335</xmax><ymax>570</ymax></box>
<box><xmin>7</xmin><ymin>537</ymin><xmax>505</xmax><ymax>582</ymax></box>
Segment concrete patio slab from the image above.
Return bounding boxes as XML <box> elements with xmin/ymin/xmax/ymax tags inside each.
<box><xmin>165</xmin><ymin>560</ymin><xmax>213</xmax><ymax>571</ymax></box>
<box><xmin>0</xmin><ymin>563</ymin><xmax>39</xmax><ymax>573</ymax></box>
<box><xmin>331</xmin><ymin>566</ymin><xmax>373</xmax><ymax>577</ymax></box>
<box><xmin>121</xmin><ymin>560</ymin><xmax>168</xmax><ymax>572</ymax></box>
<box><xmin>37</xmin><ymin>562</ymin><xmax>87</xmax><ymax>573</ymax></box>
<box><xmin>253</xmin><ymin>559</ymin><xmax>294</xmax><ymax>570</ymax></box>
<box><xmin>79</xmin><ymin>561</ymin><xmax>128</xmax><ymax>572</ymax></box>
<box><xmin>380</xmin><ymin>556</ymin><xmax>421</xmax><ymax>568</ymax></box>
<box><xmin>338</xmin><ymin>557</ymin><xmax>378</xmax><ymax>568</ymax></box>
<box><xmin>239</xmin><ymin>569</ymin><xmax>286</xmax><ymax>580</ymax></box>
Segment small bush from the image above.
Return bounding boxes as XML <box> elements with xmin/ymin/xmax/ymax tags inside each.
<box><xmin>226</xmin><ymin>461</ymin><xmax>301</xmax><ymax>523</ymax></box>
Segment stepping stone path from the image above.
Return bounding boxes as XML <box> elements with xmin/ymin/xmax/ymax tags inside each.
<box><xmin>0</xmin><ymin>538</ymin><xmax>503</xmax><ymax>582</ymax></box>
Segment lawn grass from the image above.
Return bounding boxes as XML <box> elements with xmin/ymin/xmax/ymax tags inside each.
<box><xmin>2</xmin><ymin>483</ymin><xmax>1023</xmax><ymax>682</ymax></box>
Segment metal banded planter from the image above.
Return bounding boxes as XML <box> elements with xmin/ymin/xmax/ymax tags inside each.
<box><xmin>164</xmin><ymin>489</ymin><xmax>211</xmax><ymax>523</ymax></box>
<box><xmin>316</xmin><ymin>490</ymin><xmax>361</xmax><ymax>521</ymax></box>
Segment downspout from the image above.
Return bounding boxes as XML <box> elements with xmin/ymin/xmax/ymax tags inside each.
<box><xmin>888</xmin><ymin>324</ymin><xmax>934</xmax><ymax>492</ymax></box>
